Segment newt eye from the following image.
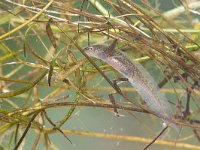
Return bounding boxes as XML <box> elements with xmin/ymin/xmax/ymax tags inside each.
<box><xmin>88</xmin><ymin>47</ymin><xmax>93</xmax><ymax>51</ymax></box>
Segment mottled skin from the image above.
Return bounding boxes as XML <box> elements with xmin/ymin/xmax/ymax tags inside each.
<box><xmin>84</xmin><ymin>40</ymin><xmax>175</xmax><ymax>126</ymax></box>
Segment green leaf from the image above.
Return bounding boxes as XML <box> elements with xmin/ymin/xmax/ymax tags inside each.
<box><xmin>0</xmin><ymin>70</ymin><xmax>48</xmax><ymax>98</ymax></box>
<box><xmin>0</xmin><ymin>50</ymin><xmax>23</xmax><ymax>62</ymax></box>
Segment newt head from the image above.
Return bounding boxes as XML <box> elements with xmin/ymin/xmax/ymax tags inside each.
<box><xmin>83</xmin><ymin>44</ymin><xmax>108</xmax><ymax>59</ymax></box>
<box><xmin>83</xmin><ymin>40</ymin><xmax>118</xmax><ymax>58</ymax></box>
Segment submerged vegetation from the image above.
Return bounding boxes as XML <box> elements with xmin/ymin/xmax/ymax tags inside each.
<box><xmin>0</xmin><ymin>0</ymin><xmax>200</xmax><ymax>149</ymax></box>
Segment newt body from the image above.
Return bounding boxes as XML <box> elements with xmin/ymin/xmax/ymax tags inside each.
<box><xmin>84</xmin><ymin>40</ymin><xmax>175</xmax><ymax>127</ymax></box>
